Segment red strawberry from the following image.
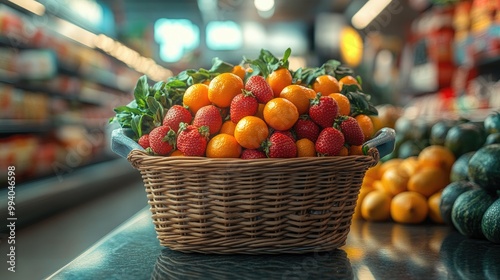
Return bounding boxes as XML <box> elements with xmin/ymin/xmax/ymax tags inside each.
<box><xmin>273</xmin><ymin>130</ymin><xmax>296</xmax><ymax>141</ymax></box>
<box><xmin>263</xmin><ymin>132</ymin><xmax>297</xmax><ymax>158</ymax></box>
<box><xmin>230</xmin><ymin>91</ymin><xmax>259</xmax><ymax>123</ymax></box>
<box><xmin>138</xmin><ymin>134</ymin><xmax>150</xmax><ymax>149</ymax></box>
<box><xmin>309</xmin><ymin>94</ymin><xmax>339</xmax><ymax>128</ymax></box>
<box><xmin>315</xmin><ymin>127</ymin><xmax>345</xmax><ymax>156</ymax></box>
<box><xmin>241</xmin><ymin>149</ymin><xmax>267</xmax><ymax>159</ymax></box>
<box><xmin>245</xmin><ymin>75</ymin><xmax>274</xmax><ymax>104</ymax></box>
<box><xmin>163</xmin><ymin>105</ymin><xmax>192</xmax><ymax>132</ymax></box>
<box><xmin>176</xmin><ymin>124</ymin><xmax>210</xmax><ymax>156</ymax></box>
<box><xmin>148</xmin><ymin>126</ymin><xmax>176</xmax><ymax>156</ymax></box>
<box><xmin>193</xmin><ymin>105</ymin><xmax>223</xmax><ymax>135</ymax></box>
<box><xmin>293</xmin><ymin>117</ymin><xmax>320</xmax><ymax>142</ymax></box>
<box><xmin>335</xmin><ymin>115</ymin><xmax>365</xmax><ymax>146</ymax></box>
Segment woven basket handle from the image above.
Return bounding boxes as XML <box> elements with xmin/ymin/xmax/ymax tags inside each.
<box><xmin>111</xmin><ymin>128</ymin><xmax>145</xmax><ymax>159</ymax></box>
<box><xmin>362</xmin><ymin>127</ymin><xmax>396</xmax><ymax>159</ymax></box>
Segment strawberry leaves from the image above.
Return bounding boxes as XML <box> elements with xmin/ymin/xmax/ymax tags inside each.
<box><xmin>292</xmin><ymin>59</ymin><xmax>342</xmax><ymax>86</ymax></box>
<box><xmin>111</xmin><ymin>58</ymin><xmax>234</xmax><ymax>140</ymax></box>
<box><xmin>244</xmin><ymin>48</ymin><xmax>291</xmax><ymax>78</ymax></box>
<box><xmin>341</xmin><ymin>84</ymin><xmax>378</xmax><ymax>117</ymax></box>
<box><xmin>176</xmin><ymin>57</ymin><xmax>233</xmax><ymax>85</ymax></box>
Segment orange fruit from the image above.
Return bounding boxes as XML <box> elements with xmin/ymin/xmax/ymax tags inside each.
<box><xmin>417</xmin><ymin>145</ymin><xmax>455</xmax><ymax>173</ymax></box>
<box><xmin>231</xmin><ymin>65</ymin><xmax>246</xmax><ymax>81</ymax></box>
<box><xmin>183</xmin><ymin>83</ymin><xmax>211</xmax><ymax>114</ymax></box>
<box><xmin>370</xmin><ymin>115</ymin><xmax>383</xmax><ymax>134</ymax></box>
<box><xmin>428</xmin><ymin>191</ymin><xmax>444</xmax><ymax>224</ymax></box>
<box><xmin>338</xmin><ymin>146</ymin><xmax>349</xmax><ymax>156</ymax></box>
<box><xmin>206</xmin><ymin>134</ymin><xmax>242</xmax><ymax>158</ymax></box>
<box><xmin>355</xmin><ymin>114</ymin><xmax>375</xmax><ymax>140</ymax></box>
<box><xmin>220</xmin><ymin>120</ymin><xmax>237</xmax><ymax>136</ymax></box>
<box><xmin>279</xmin><ymin>84</ymin><xmax>316</xmax><ymax>115</ymax></box>
<box><xmin>380</xmin><ymin>166</ymin><xmax>409</xmax><ymax>196</ymax></box>
<box><xmin>208</xmin><ymin>73</ymin><xmax>244</xmax><ymax>108</ymax></box>
<box><xmin>365</xmin><ymin>161</ymin><xmax>382</xmax><ymax>180</ymax></box>
<box><xmin>361</xmin><ymin>189</ymin><xmax>392</xmax><ymax>222</ymax></box>
<box><xmin>267</xmin><ymin>68</ymin><xmax>293</xmax><ymax>97</ymax></box>
<box><xmin>349</xmin><ymin>145</ymin><xmax>364</xmax><ymax>155</ymax></box>
<box><xmin>400</xmin><ymin>156</ymin><xmax>419</xmax><ymax>177</ymax></box>
<box><xmin>353</xmin><ymin>187</ymin><xmax>372</xmax><ymax>220</ymax></box>
<box><xmin>372</xmin><ymin>180</ymin><xmax>384</xmax><ymax>192</ymax></box>
<box><xmin>263</xmin><ymin>97</ymin><xmax>299</xmax><ymax>131</ymax></box>
<box><xmin>296</xmin><ymin>138</ymin><xmax>316</xmax><ymax>157</ymax></box>
<box><xmin>170</xmin><ymin>150</ymin><xmax>184</xmax><ymax>156</ymax></box>
<box><xmin>328</xmin><ymin>93</ymin><xmax>351</xmax><ymax>116</ymax></box>
<box><xmin>339</xmin><ymin>75</ymin><xmax>361</xmax><ymax>90</ymax></box>
<box><xmin>312</xmin><ymin>75</ymin><xmax>340</xmax><ymax>96</ymax></box>
<box><xmin>303</xmin><ymin>86</ymin><xmax>316</xmax><ymax>97</ymax></box>
<box><xmin>407</xmin><ymin>166</ymin><xmax>450</xmax><ymax>198</ymax></box>
<box><xmin>361</xmin><ymin>176</ymin><xmax>375</xmax><ymax>190</ymax></box>
<box><xmin>255</xmin><ymin>103</ymin><xmax>265</xmax><ymax>120</ymax></box>
<box><xmin>390</xmin><ymin>191</ymin><xmax>428</xmax><ymax>224</ymax></box>
<box><xmin>379</xmin><ymin>158</ymin><xmax>404</xmax><ymax>178</ymax></box>
<box><xmin>234</xmin><ymin>116</ymin><xmax>269</xmax><ymax>149</ymax></box>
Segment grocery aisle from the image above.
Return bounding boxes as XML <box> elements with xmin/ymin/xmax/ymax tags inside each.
<box><xmin>0</xmin><ymin>166</ymin><xmax>147</xmax><ymax>279</ymax></box>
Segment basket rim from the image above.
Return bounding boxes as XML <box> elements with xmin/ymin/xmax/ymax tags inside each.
<box><xmin>127</xmin><ymin>147</ymin><xmax>380</xmax><ymax>169</ymax></box>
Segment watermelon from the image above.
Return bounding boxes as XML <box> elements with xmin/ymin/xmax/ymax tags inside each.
<box><xmin>481</xmin><ymin>198</ymin><xmax>500</xmax><ymax>243</ymax></box>
<box><xmin>440</xmin><ymin>181</ymin><xmax>478</xmax><ymax>226</ymax></box>
<box><xmin>451</xmin><ymin>189</ymin><xmax>496</xmax><ymax>239</ymax></box>
<box><xmin>468</xmin><ymin>144</ymin><xmax>500</xmax><ymax>194</ymax></box>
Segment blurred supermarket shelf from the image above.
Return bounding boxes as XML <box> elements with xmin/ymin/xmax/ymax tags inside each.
<box><xmin>0</xmin><ymin>157</ymin><xmax>142</xmax><ymax>230</ymax></box>
<box><xmin>0</xmin><ymin>119</ymin><xmax>52</xmax><ymax>133</ymax></box>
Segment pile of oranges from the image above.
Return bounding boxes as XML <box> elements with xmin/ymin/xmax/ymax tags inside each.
<box><xmin>140</xmin><ymin>62</ymin><xmax>377</xmax><ymax>159</ymax></box>
<box><xmin>355</xmin><ymin>145</ymin><xmax>456</xmax><ymax>224</ymax></box>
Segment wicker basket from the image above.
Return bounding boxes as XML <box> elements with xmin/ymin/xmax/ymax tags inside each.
<box><xmin>112</xmin><ymin>127</ymin><xmax>395</xmax><ymax>254</ymax></box>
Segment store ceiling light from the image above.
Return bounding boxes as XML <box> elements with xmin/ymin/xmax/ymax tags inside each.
<box><xmin>351</xmin><ymin>0</ymin><xmax>392</xmax><ymax>30</ymax></box>
<box><xmin>8</xmin><ymin>0</ymin><xmax>45</xmax><ymax>16</ymax></box>
<box><xmin>254</xmin><ymin>0</ymin><xmax>274</xmax><ymax>12</ymax></box>
<box><xmin>94</xmin><ymin>34</ymin><xmax>173</xmax><ymax>81</ymax></box>
<box><xmin>254</xmin><ymin>0</ymin><xmax>275</xmax><ymax>18</ymax></box>
<box><xmin>54</xmin><ymin>18</ymin><xmax>97</xmax><ymax>48</ymax></box>
<box><xmin>206</xmin><ymin>21</ymin><xmax>242</xmax><ymax>50</ymax></box>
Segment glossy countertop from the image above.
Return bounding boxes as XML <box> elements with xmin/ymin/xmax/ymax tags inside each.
<box><xmin>47</xmin><ymin>207</ymin><xmax>500</xmax><ymax>280</ymax></box>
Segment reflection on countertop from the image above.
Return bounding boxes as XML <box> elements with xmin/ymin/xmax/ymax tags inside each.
<box><xmin>152</xmin><ymin>248</ymin><xmax>352</xmax><ymax>279</ymax></box>
<box><xmin>47</xmin><ymin>208</ymin><xmax>500</xmax><ymax>280</ymax></box>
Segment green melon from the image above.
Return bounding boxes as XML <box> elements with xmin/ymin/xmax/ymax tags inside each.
<box><xmin>485</xmin><ymin>133</ymin><xmax>500</xmax><ymax>145</ymax></box>
<box><xmin>451</xmin><ymin>189</ymin><xmax>496</xmax><ymax>239</ymax></box>
<box><xmin>445</xmin><ymin>122</ymin><xmax>485</xmax><ymax>159</ymax></box>
<box><xmin>397</xmin><ymin>140</ymin><xmax>423</xmax><ymax>159</ymax></box>
<box><xmin>481</xmin><ymin>198</ymin><xmax>500</xmax><ymax>243</ymax></box>
<box><xmin>484</xmin><ymin>111</ymin><xmax>500</xmax><ymax>135</ymax></box>
<box><xmin>450</xmin><ymin>151</ymin><xmax>475</xmax><ymax>182</ymax></box>
<box><xmin>430</xmin><ymin>119</ymin><xmax>455</xmax><ymax>146</ymax></box>
<box><xmin>440</xmin><ymin>181</ymin><xmax>478</xmax><ymax>226</ymax></box>
<box><xmin>468</xmin><ymin>144</ymin><xmax>500</xmax><ymax>194</ymax></box>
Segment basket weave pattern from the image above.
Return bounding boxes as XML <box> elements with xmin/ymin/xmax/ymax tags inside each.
<box><xmin>128</xmin><ymin>148</ymin><xmax>379</xmax><ymax>254</ymax></box>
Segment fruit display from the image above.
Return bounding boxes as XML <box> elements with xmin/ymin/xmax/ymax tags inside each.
<box><xmin>111</xmin><ymin>48</ymin><xmax>379</xmax><ymax>158</ymax></box>
<box><xmin>355</xmin><ymin>111</ymin><xmax>500</xmax><ymax>229</ymax></box>
<box><xmin>442</xmin><ymin>142</ymin><xmax>500</xmax><ymax>243</ymax></box>
<box><xmin>355</xmin><ymin>145</ymin><xmax>454</xmax><ymax>224</ymax></box>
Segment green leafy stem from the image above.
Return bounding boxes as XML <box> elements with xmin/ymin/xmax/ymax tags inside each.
<box><xmin>110</xmin><ymin>57</ymin><xmax>234</xmax><ymax>140</ymax></box>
